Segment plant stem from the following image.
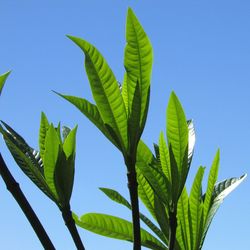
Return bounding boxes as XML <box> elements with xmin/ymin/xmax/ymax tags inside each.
<box><xmin>61</xmin><ymin>205</ymin><xmax>85</xmax><ymax>250</ymax></box>
<box><xmin>0</xmin><ymin>153</ymin><xmax>56</xmax><ymax>250</ymax></box>
<box><xmin>126</xmin><ymin>156</ymin><xmax>141</xmax><ymax>250</ymax></box>
<box><xmin>169</xmin><ymin>211</ymin><xmax>177</xmax><ymax>250</ymax></box>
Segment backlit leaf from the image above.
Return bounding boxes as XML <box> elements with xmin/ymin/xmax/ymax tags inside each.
<box><xmin>67</xmin><ymin>36</ymin><xmax>128</xmax><ymax>152</ymax></box>
<box><xmin>125</xmin><ymin>8</ymin><xmax>153</xmax><ymax>130</ymax></box>
<box><xmin>75</xmin><ymin>213</ymin><xmax>166</xmax><ymax>250</ymax></box>
<box><xmin>0</xmin><ymin>71</ymin><xmax>10</xmax><ymax>95</ymax></box>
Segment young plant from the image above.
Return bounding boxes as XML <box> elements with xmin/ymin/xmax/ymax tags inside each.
<box><xmin>57</xmin><ymin>8</ymin><xmax>153</xmax><ymax>250</ymax></box>
<box><xmin>0</xmin><ymin>113</ymin><xmax>85</xmax><ymax>250</ymax></box>
<box><xmin>73</xmin><ymin>92</ymin><xmax>246</xmax><ymax>250</ymax></box>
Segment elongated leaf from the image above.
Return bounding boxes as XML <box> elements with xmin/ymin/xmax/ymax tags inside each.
<box><xmin>203</xmin><ymin>150</ymin><xmax>220</xmax><ymax>223</ymax></box>
<box><xmin>43</xmin><ymin>124</ymin><xmax>60</xmax><ymax>199</ymax></box>
<box><xmin>137</xmin><ymin>162</ymin><xmax>169</xmax><ymax>207</ymax></box>
<box><xmin>159</xmin><ymin>131</ymin><xmax>171</xmax><ymax>182</ymax></box>
<box><xmin>55</xmin><ymin>93</ymin><xmax>119</xmax><ymax>149</ymax></box>
<box><xmin>154</xmin><ymin>195</ymin><xmax>169</xmax><ymax>242</ymax></box>
<box><xmin>136</xmin><ymin>141</ymin><xmax>158</xmax><ymax>218</ymax></box>
<box><xmin>54</xmin><ymin>126</ymin><xmax>77</xmax><ymax>205</ymax></box>
<box><xmin>54</xmin><ymin>151</ymin><xmax>74</xmax><ymax>207</ymax></box>
<box><xmin>99</xmin><ymin>187</ymin><xmax>167</xmax><ymax>244</ymax></box>
<box><xmin>200</xmin><ymin>174</ymin><xmax>247</xmax><ymax>249</ymax></box>
<box><xmin>121</xmin><ymin>73</ymin><xmax>129</xmax><ymax>114</ymax></box>
<box><xmin>0</xmin><ymin>124</ymin><xmax>57</xmax><ymax>202</ymax></box>
<box><xmin>75</xmin><ymin>213</ymin><xmax>166</xmax><ymax>250</ymax></box>
<box><xmin>67</xmin><ymin>36</ymin><xmax>128</xmax><ymax>151</ymax></box>
<box><xmin>128</xmin><ymin>79</ymin><xmax>141</xmax><ymax>154</ymax></box>
<box><xmin>99</xmin><ymin>187</ymin><xmax>131</xmax><ymax>209</ymax></box>
<box><xmin>0</xmin><ymin>71</ymin><xmax>11</xmax><ymax>95</ymax></box>
<box><xmin>137</xmin><ymin>140</ymin><xmax>154</xmax><ymax>165</ymax></box>
<box><xmin>167</xmin><ymin>92</ymin><xmax>188</xmax><ymax>177</ymax></box>
<box><xmin>137</xmin><ymin>167</ymin><xmax>156</xmax><ymax>219</ymax></box>
<box><xmin>189</xmin><ymin>166</ymin><xmax>205</xmax><ymax>250</ymax></box>
<box><xmin>39</xmin><ymin>112</ymin><xmax>49</xmax><ymax>160</ymax></box>
<box><xmin>125</xmin><ymin>8</ymin><xmax>153</xmax><ymax>129</ymax></box>
<box><xmin>176</xmin><ymin>187</ymin><xmax>191</xmax><ymax>250</ymax></box>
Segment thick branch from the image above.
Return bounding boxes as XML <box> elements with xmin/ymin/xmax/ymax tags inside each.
<box><xmin>126</xmin><ymin>156</ymin><xmax>141</xmax><ymax>250</ymax></box>
<box><xmin>61</xmin><ymin>206</ymin><xmax>85</xmax><ymax>250</ymax></box>
<box><xmin>0</xmin><ymin>153</ymin><xmax>55</xmax><ymax>250</ymax></box>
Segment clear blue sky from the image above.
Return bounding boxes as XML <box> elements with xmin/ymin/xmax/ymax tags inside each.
<box><xmin>0</xmin><ymin>1</ymin><xmax>249</xmax><ymax>249</ymax></box>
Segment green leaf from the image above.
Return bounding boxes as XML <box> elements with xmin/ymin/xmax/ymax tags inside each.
<box><xmin>125</xmin><ymin>8</ymin><xmax>153</xmax><ymax>130</ymax></box>
<box><xmin>137</xmin><ymin>140</ymin><xmax>154</xmax><ymax>165</ymax></box>
<box><xmin>39</xmin><ymin>112</ymin><xmax>50</xmax><ymax>160</ymax></box>
<box><xmin>158</xmin><ymin>131</ymin><xmax>171</xmax><ymax>183</ymax></box>
<box><xmin>43</xmin><ymin>124</ymin><xmax>60</xmax><ymax>200</ymax></box>
<box><xmin>167</xmin><ymin>92</ymin><xmax>188</xmax><ymax>179</ymax></box>
<box><xmin>53</xmin><ymin>126</ymin><xmax>77</xmax><ymax>205</ymax></box>
<box><xmin>137</xmin><ymin>161</ymin><xmax>169</xmax><ymax>207</ymax></box>
<box><xmin>176</xmin><ymin>187</ymin><xmax>191</xmax><ymax>250</ymax></box>
<box><xmin>200</xmin><ymin>174</ymin><xmax>247</xmax><ymax>249</ymax></box>
<box><xmin>154</xmin><ymin>195</ymin><xmax>169</xmax><ymax>243</ymax></box>
<box><xmin>54</xmin><ymin>151</ymin><xmax>75</xmax><ymax>206</ymax></box>
<box><xmin>67</xmin><ymin>36</ymin><xmax>128</xmax><ymax>152</ymax></box>
<box><xmin>128</xmin><ymin>79</ymin><xmax>141</xmax><ymax>154</ymax></box>
<box><xmin>55</xmin><ymin>93</ymin><xmax>120</xmax><ymax>149</ymax></box>
<box><xmin>121</xmin><ymin>73</ymin><xmax>129</xmax><ymax>114</ymax></box>
<box><xmin>136</xmin><ymin>141</ymin><xmax>158</xmax><ymax>218</ymax></box>
<box><xmin>75</xmin><ymin>213</ymin><xmax>166</xmax><ymax>250</ymax></box>
<box><xmin>137</xmin><ymin>167</ymin><xmax>156</xmax><ymax>219</ymax></box>
<box><xmin>0</xmin><ymin>123</ymin><xmax>57</xmax><ymax>202</ymax></box>
<box><xmin>0</xmin><ymin>71</ymin><xmax>11</xmax><ymax>95</ymax></box>
<box><xmin>189</xmin><ymin>166</ymin><xmax>205</xmax><ymax>250</ymax></box>
<box><xmin>203</xmin><ymin>150</ymin><xmax>220</xmax><ymax>223</ymax></box>
<box><xmin>99</xmin><ymin>187</ymin><xmax>131</xmax><ymax>209</ymax></box>
<box><xmin>100</xmin><ymin>187</ymin><xmax>167</xmax><ymax>244</ymax></box>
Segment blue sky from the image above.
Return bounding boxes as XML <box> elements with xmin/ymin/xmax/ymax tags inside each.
<box><xmin>0</xmin><ymin>1</ymin><xmax>249</xmax><ymax>249</ymax></box>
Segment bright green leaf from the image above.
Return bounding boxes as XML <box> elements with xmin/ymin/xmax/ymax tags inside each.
<box><xmin>128</xmin><ymin>79</ymin><xmax>141</xmax><ymax>154</ymax></box>
<box><xmin>63</xmin><ymin>126</ymin><xmax>77</xmax><ymax>158</ymax></box>
<box><xmin>189</xmin><ymin>166</ymin><xmax>205</xmax><ymax>250</ymax></box>
<box><xmin>0</xmin><ymin>71</ymin><xmax>11</xmax><ymax>96</ymax></box>
<box><xmin>159</xmin><ymin>131</ymin><xmax>171</xmax><ymax>182</ymax></box>
<box><xmin>176</xmin><ymin>187</ymin><xmax>191</xmax><ymax>250</ymax></box>
<box><xmin>39</xmin><ymin>112</ymin><xmax>49</xmax><ymax>160</ymax></box>
<box><xmin>67</xmin><ymin>36</ymin><xmax>128</xmax><ymax>152</ymax></box>
<box><xmin>43</xmin><ymin>124</ymin><xmax>60</xmax><ymax>199</ymax></box>
<box><xmin>137</xmin><ymin>161</ymin><xmax>169</xmax><ymax>207</ymax></box>
<box><xmin>137</xmin><ymin>167</ymin><xmax>156</xmax><ymax>219</ymax></box>
<box><xmin>167</xmin><ymin>92</ymin><xmax>188</xmax><ymax>177</ymax></box>
<box><xmin>99</xmin><ymin>187</ymin><xmax>131</xmax><ymax>209</ymax></box>
<box><xmin>100</xmin><ymin>187</ymin><xmax>167</xmax><ymax>244</ymax></box>
<box><xmin>125</xmin><ymin>8</ymin><xmax>153</xmax><ymax>129</ymax></box>
<box><xmin>75</xmin><ymin>213</ymin><xmax>166</xmax><ymax>250</ymax></box>
<box><xmin>203</xmin><ymin>150</ymin><xmax>220</xmax><ymax>223</ymax></box>
<box><xmin>55</xmin><ymin>93</ymin><xmax>120</xmax><ymax>149</ymax></box>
